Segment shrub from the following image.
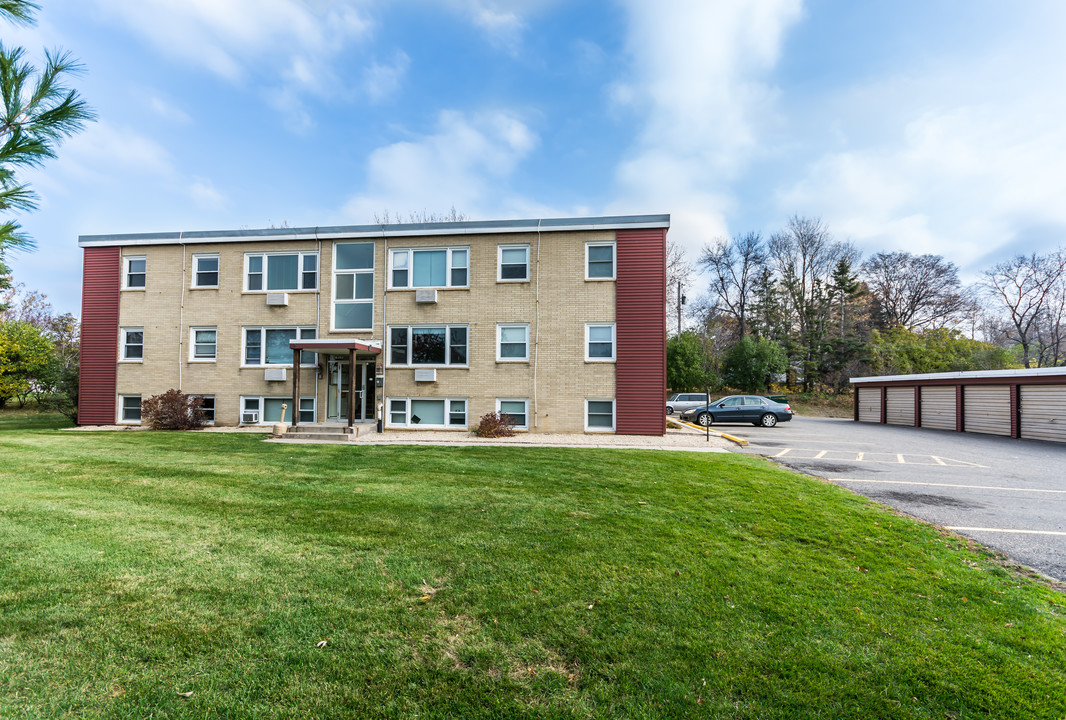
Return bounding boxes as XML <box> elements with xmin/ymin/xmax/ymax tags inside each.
<box><xmin>141</xmin><ymin>389</ymin><xmax>207</xmax><ymax>430</ymax></box>
<box><xmin>474</xmin><ymin>411</ymin><xmax>516</xmax><ymax>438</ymax></box>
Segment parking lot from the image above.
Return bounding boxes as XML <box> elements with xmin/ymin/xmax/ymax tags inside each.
<box><xmin>727</xmin><ymin>416</ymin><xmax>1066</xmax><ymax>582</ymax></box>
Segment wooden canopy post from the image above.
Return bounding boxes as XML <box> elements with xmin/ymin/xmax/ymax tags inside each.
<box><xmin>292</xmin><ymin>348</ymin><xmax>301</xmax><ymax>426</ymax></box>
<box><xmin>347</xmin><ymin>348</ymin><xmax>357</xmax><ymax>429</ymax></box>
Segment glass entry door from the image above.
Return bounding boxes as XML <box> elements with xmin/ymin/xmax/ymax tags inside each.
<box><xmin>326</xmin><ymin>360</ymin><xmax>375</xmax><ymax>421</ymax></box>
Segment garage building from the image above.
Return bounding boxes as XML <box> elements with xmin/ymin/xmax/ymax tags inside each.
<box><xmin>851</xmin><ymin>368</ymin><xmax>1066</xmax><ymax>443</ymax></box>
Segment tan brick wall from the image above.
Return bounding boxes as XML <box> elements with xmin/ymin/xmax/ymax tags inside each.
<box><xmin>115</xmin><ymin>230</ymin><xmax>620</xmax><ymax>432</ymax></box>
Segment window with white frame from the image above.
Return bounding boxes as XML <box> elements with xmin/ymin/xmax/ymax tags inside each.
<box><xmin>387</xmin><ymin>397</ymin><xmax>467</xmax><ymax>428</ymax></box>
<box><xmin>497</xmin><ymin>398</ymin><xmax>529</xmax><ymax>429</ymax></box>
<box><xmin>192</xmin><ymin>254</ymin><xmax>219</xmax><ymax>288</ymax></box>
<box><xmin>190</xmin><ymin>327</ymin><xmax>217</xmax><ymax>361</ymax></box>
<box><xmin>333</xmin><ymin>242</ymin><xmax>374</xmax><ymax>330</ymax></box>
<box><xmin>586</xmin><ymin>242</ymin><xmax>615</xmax><ymax>280</ymax></box>
<box><xmin>585</xmin><ymin>323</ymin><xmax>616</xmax><ymax>361</ymax></box>
<box><xmin>241</xmin><ymin>396</ymin><xmax>315</xmax><ymax>424</ymax></box>
<box><xmin>585</xmin><ymin>399</ymin><xmax>615</xmax><ymax>431</ymax></box>
<box><xmin>121</xmin><ymin>327</ymin><xmax>143</xmax><ymax>361</ymax></box>
<box><xmin>245</xmin><ymin>251</ymin><xmax>318</xmax><ymax>291</ymax></box>
<box><xmin>242</xmin><ymin>326</ymin><xmax>317</xmax><ymax>366</ymax></box>
<box><xmin>123</xmin><ymin>256</ymin><xmax>146</xmax><ymax>289</ymax></box>
<box><xmin>388</xmin><ymin>325</ymin><xmax>468</xmax><ymax>366</ymax></box>
<box><xmin>498</xmin><ymin>244</ymin><xmax>529</xmax><ymax>281</ymax></box>
<box><xmin>119</xmin><ymin>395</ymin><xmax>142</xmax><ymax>423</ymax></box>
<box><xmin>389</xmin><ymin>247</ymin><xmax>468</xmax><ymax>288</ymax></box>
<box><xmin>192</xmin><ymin>395</ymin><xmax>215</xmax><ymax>424</ymax></box>
<box><xmin>497</xmin><ymin>323</ymin><xmax>529</xmax><ymax>361</ymax></box>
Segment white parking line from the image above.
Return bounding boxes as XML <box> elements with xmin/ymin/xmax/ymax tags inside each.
<box><xmin>834</xmin><ymin>479</ymin><xmax>1066</xmax><ymax>495</ymax></box>
<box><xmin>948</xmin><ymin>526</ymin><xmax>1066</xmax><ymax>537</ymax></box>
<box><xmin>814</xmin><ymin>450</ymin><xmax>827</xmax><ymax>459</ymax></box>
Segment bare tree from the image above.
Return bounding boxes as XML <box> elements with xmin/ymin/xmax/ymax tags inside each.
<box><xmin>980</xmin><ymin>250</ymin><xmax>1066</xmax><ymax>367</ymax></box>
<box><xmin>698</xmin><ymin>231</ymin><xmax>764</xmax><ymax>339</ymax></box>
<box><xmin>861</xmin><ymin>251</ymin><xmax>967</xmax><ymax>330</ymax></box>
<box><xmin>666</xmin><ymin>238</ymin><xmax>693</xmax><ymax>336</ymax></box>
<box><xmin>374</xmin><ymin>207</ymin><xmax>468</xmax><ymax>224</ymax></box>
<box><xmin>767</xmin><ymin>216</ymin><xmax>855</xmax><ymax>390</ymax></box>
<box><xmin>1035</xmin><ymin>275</ymin><xmax>1066</xmax><ymax>366</ymax></box>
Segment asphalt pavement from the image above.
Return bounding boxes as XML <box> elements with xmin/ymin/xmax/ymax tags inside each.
<box><xmin>723</xmin><ymin>416</ymin><xmax>1066</xmax><ymax>582</ymax></box>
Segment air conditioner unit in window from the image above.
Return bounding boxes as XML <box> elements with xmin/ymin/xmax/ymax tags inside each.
<box><xmin>414</xmin><ymin>368</ymin><xmax>437</xmax><ymax>382</ymax></box>
<box><xmin>242</xmin><ymin>411</ymin><xmax>260</xmax><ymax>424</ymax></box>
<box><xmin>264</xmin><ymin>368</ymin><xmax>287</xmax><ymax>381</ymax></box>
<box><xmin>415</xmin><ymin>288</ymin><xmax>438</xmax><ymax>303</ymax></box>
<box><xmin>266</xmin><ymin>292</ymin><xmax>289</xmax><ymax>306</ymax></box>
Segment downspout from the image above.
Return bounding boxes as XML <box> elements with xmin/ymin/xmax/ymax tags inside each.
<box><xmin>178</xmin><ymin>235</ymin><xmax>186</xmax><ymax>391</ymax></box>
<box><xmin>533</xmin><ymin>219</ymin><xmax>541</xmax><ymax>428</ymax></box>
<box><xmin>315</xmin><ymin>229</ymin><xmax>322</xmax><ymax>421</ymax></box>
<box><xmin>379</xmin><ymin>224</ymin><xmax>388</xmax><ymax>432</ymax></box>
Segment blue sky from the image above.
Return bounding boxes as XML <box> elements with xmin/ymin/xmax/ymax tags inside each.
<box><xmin>7</xmin><ymin>0</ymin><xmax>1066</xmax><ymax>315</ymax></box>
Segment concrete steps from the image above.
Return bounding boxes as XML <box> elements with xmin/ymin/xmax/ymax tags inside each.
<box><xmin>278</xmin><ymin>424</ymin><xmax>358</xmax><ymax>443</ymax></box>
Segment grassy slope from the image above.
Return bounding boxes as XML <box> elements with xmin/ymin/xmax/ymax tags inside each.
<box><xmin>0</xmin><ymin>425</ymin><xmax>1063</xmax><ymax>719</ymax></box>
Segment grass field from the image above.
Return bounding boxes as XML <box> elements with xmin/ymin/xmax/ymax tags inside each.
<box><xmin>1</xmin><ymin>415</ymin><xmax>1064</xmax><ymax>719</ymax></box>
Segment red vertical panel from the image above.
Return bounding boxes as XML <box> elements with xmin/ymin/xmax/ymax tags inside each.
<box><xmin>914</xmin><ymin>386</ymin><xmax>921</xmax><ymax>428</ymax></box>
<box><xmin>956</xmin><ymin>385</ymin><xmax>964</xmax><ymax>432</ymax></box>
<box><xmin>880</xmin><ymin>386</ymin><xmax>887</xmax><ymax>424</ymax></box>
<box><xmin>615</xmin><ymin>228</ymin><xmax>667</xmax><ymax>435</ymax></box>
<box><xmin>853</xmin><ymin>389</ymin><xmax>859</xmax><ymax>422</ymax></box>
<box><xmin>79</xmin><ymin>247</ymin><xmax>120</xmax><ymax>424</ymax></box>
<box><xmin>1010</xmin><ymin>383</ymin><xmax>1020</xmax><ymax>438</ymax></box>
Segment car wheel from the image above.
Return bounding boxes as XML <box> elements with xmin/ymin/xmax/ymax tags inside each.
<box><xmin>697</xmin><ymin>412</ymin><xmax>712</xmax><ymax>426</ymax></box>
<box><xmin>666</xmin><ymin>406</ymin><xmax>674</xmax><ymax>415</ymax></box>
<box><xmin>760</xmin><ymin>413</ymin><xmax>777</xmax><ymax>428</ymax></box>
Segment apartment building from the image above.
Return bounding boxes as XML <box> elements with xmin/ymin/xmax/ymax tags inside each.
<box><xmin>78</xmin><ymin>214</ymin><xmax>668</xmax><ymax>435</ymax></box>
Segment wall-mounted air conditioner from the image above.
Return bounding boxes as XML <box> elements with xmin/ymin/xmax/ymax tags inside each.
<box><xmin>242</xmin><ymin>411</ymin><xmax>260</xmax><ymax>424</ymax></box>
<box><xmin>414</xmin><ymin>368</ymin><xmax>437</xmax><ymax>382</ymax></box>
<box><xmin>415</xmin><ymin>289</ymin><xmax>438</xmax><ymax>303</ymax></box>
<box><xmin>264</xmin><ymin>368</ymin><xmax>287</xmax><ymax>381</ymax></box>
<box><xmin>266</xmin><ymin>293</ymin><xmax>289</xmax><ymax>306</ymax></box>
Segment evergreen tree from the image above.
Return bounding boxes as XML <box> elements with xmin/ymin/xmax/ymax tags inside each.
<box><xmin>0</xmin><ymin>0</ymin><xmax>93</xmax><ymax>281</ymax></box>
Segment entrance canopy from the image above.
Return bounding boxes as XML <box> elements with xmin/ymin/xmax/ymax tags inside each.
<box><xmin>287</xmin><ymin>338</ymin><xmax>381</xmax><ymax>428</ymax></box>
<box><xmin>288</xmin><ymin>338</ymin><xmax>381</xmax><ymax>356</ymax></box>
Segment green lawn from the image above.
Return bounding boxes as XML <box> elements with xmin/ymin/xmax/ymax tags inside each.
<box><xmin>0</xmin><ymin>420</ymin><xmax>1063</xmax><ymax>719</ymax></box>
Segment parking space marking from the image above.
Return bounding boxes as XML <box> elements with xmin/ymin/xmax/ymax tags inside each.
<box><xmin>758</xmin><ymin>449</ymin><xmax>988</xmax><ymax>468</ymax></box>
<box><xmin>947</xmin><ymin>526</ymin><xmax>1066</xmax><ymax>537</ymax></box>
<box><xmin>834</xmin><ymin>479</ymin><xmax>1066</xmax><ymax>495</ymax></box>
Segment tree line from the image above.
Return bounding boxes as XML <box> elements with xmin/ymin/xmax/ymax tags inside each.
<box><xmin>668</xmin><ymin>215</ymin><xmax>1063</xmax><ymax>394</ymax></box>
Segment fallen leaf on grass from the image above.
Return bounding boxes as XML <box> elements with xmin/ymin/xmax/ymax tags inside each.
<box><xmin>531</xmin><ymin>588</ymin><xmax>539</xmax><ymax>594</ymax></box>
<box><xmin>108</xmin><ymin>689</ymin><xmax>125</xmax><ymax>699</ymax></box>
<box><xmin>177</xmin><ymin>691</ymin><xmax>194</xmax><ymax>699</ymax></box>
<box><xmin>638</xmin><ymin>502</ymin><xmax>647</xmax><ymax>506</ymax></box>
<box><xmin>420</xmin><ymin>595</ymin><xmax>433</xmax><ymax>602</ymax></box>
<box><xmin>316</xmin><ymin>640</ymin><xmax>328</xmax><ymax>648</ymax></box>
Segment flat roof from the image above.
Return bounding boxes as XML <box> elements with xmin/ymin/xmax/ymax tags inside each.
<box><xmin>78</xmin><ymin>214</ymin><xmax>671</xmax><ymax>248</ymax></box>
<box><xmin>851</xmin><ymin>367</ymin><xmax>1066</xmax><ymax>384</ymax></box>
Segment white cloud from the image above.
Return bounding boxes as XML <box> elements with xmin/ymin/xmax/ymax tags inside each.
<box><xmin>149</xmin><ymin>96</ymin><xmax>192</xmax><ymax>124</ymax></box>
<box><xmin>607</xmin><ymin>0</ymin><xmax>804</xmax><ymax>255</ymax></box>
<box><xmin>363</xmin><ymin>51</ymin><xmax>410</xmax><ymax>103</ymax></box>
<box><xmin>188</xmin><ymin>179</ymin><xmax>228</xmax><ymax>211</ymax></box>
<box><xmin>91</xmin><ymin>0</ymin><xmax>374</xmax><ymax>125</ymax></box>
<box><xmin>341</xmin><ymin>110</ymin><xmax>539</xmax><ymax>222</ymax></box>
<box><xmin>775</xmin><ymin>29</ymin><xmax>1066</xmax><ymax>274</ymax></box>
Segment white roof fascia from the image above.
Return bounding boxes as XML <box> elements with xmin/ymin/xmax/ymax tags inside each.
<box><xmin>850</xmin><ymin>367</ymin><xmax>1066</xmax><ymax>384</ymax></box>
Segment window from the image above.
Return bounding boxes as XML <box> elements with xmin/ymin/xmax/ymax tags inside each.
<box><xmin>586</xmin><ymin>399</ymin><xmax>615</xmax><ymax>431</ymax></box>
<box><xmin>388</xmin><ymin>325</ymin><xmax>468</xmax><ymax>366</ymax></box>
<box><xmin>585</xmin><ymin>323</ymin><xmax>616</xmax><ymax>361</ymax></box>
<box><xmin>497</xmin><ymin>323</ymin><xmax>529</xmax><ymax>361</ymax></box>
<box><xmin>121</xmin><ymin>327</ymin><xmax>143</xmax><ymax>361</ymax></box>
<box><xmin>333</xmin><ymin>242</ymin><xmax>374</xmax><ymax>331</ymax></box>
<box><xmin>387</xmin><ymin>398</ymin><xmax>467</xmax><ymax>428</ymax></box>
<box><xmin>245</xmin><ymin>251</ymin><xmax>318</xmax><ymax>291</ymax></box>
<box><xmin>586</xmin><ymin>242</ymin><xmax>615</xmax><ymax>280</ymax></box>
<box><xmin>190</xmin><ymin>327</ymin><xmax>217</xmax><ymax>361</ymax></box>
<box><xmin>193</xmin><ymin>395</ymin><xmax>215</xmax><ymax>424</ymax></box>
<box><xmin>389</xmin><ymin>247</ymin><xmax>469</xmax><ymax>288</ymax></box>
<box><xmin>192</xmin><ymin>254</ymin><xmax>219</xmax><ymax>288</ymax></box>
<box><xmin>120</xmin><ymin>395</ymin><xmax>142</xmax><ymax>423</ymax></box>
<box><xmin>497</xmin><ymin>398</ymin><xmax>529</xmax><ymax>429</ymax></box>
<box><xmin>124</xmin><ymin>256</ymin><xmax>146</xmax><ymax>289</ymax></box>
<box><xmin>498</xmin><ymin>244</ymin><xmax>530</xmax><ymax>281</ymax></box>
<box><xmin>243</xmin><ymin>327</ymin><xmax>316</xmax><ymax>366</ymax></box>
<box><xmin>241</xmin><ymin>396</ymin><xmax>315</xmax><ymax>424</ymax></box>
